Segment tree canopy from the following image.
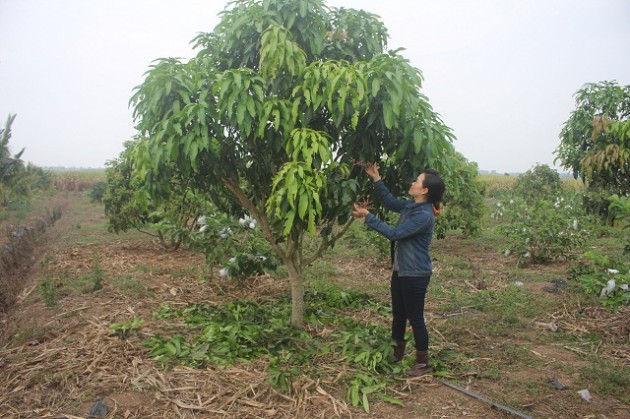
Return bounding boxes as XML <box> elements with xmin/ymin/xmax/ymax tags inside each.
<box><xmin>129</xmin><ymin>0</ymin><xmax>466</xmax><ymax>326</ymax></box>
<box><xmin>0</xmin><ymin>114</ymin><xmax>25</xmax><ymax>186</ymax></box>
<box><xmin>555</xmin><ymin>81</ymin><xmax>630</xmax><ymax>196</ymax></box>
<box><xmin>1</xmin><ymin>114</ymin><xmax>51</xmax><ymax>209</ymax></box>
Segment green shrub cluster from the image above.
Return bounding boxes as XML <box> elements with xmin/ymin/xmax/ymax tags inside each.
<box><xmin>1</xmin><ymin>115</ymin><xmax>52</xmax><ymax>211</ymax></box>
<box><xmin>491</xmin><ymin>165</ymin><xmax>596</xmax><ymax>266</ymax></box>
<box><xmin>494</xmin><ymin>192</ymin><xmax>590</xmax><ymax>266</ymax></box>
<box><xmin>572</xmin><ymin>252</ymin><xmax>630</xmax><ymax>310</ymax></box>
<box><xmin>511</xmin><ymin>164</ymin><xmax>563</xmax><ymax>205</ymax></box>
<box><xmin>436</xmin><ymin>153</ymin><xmax>485</xmax><ymax>238</ymax></box>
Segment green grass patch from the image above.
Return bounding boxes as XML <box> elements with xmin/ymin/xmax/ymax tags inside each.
<box><xmin>434</xmin><ymin>284</ymin><xmax>552</xmax><ymax>339</ymax></box>
<box><xmin>466</xmin><ymin>285</ymin><xmax>546</xmax><ymax>322</ymax></box>
<box><xmin>74</xmin><ymin>262</ymin><xmax>105</xmax><ymax>293</ymax></box>
<box><xmin>579</xmin><ymin>360</ymin><xmax>630</xmax><ymax>403</ymax></box>
<box><xmin>303</xmin><ymin>260</ymin><xmax>342</xmax><ymax>283</ymax></box>
<box><xmin>37</xmin><ymin>260</ymin><xmax>105</xmax><ymax>307</ymax></box>
<box><xmin>111</xmin><ymin>274</ymin><xmax>149</xmax><ymax>297</ymax></box>
<box><xmin>12</xmin><ymin>323</ymin><xmax>49</xmax><ymax>345</ymax></box>
<box><xmin>37</xmin><ymin>277</ymin><xmax>62</xmax><ymax>307</ymax></box>
<box><xmin>436</xmin><ymin>255</ymin><xmax>478</xmax><ymax>280</ymax></box>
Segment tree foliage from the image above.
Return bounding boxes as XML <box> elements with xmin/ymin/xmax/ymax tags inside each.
<box><xmin>512</xmin><ymin>164</ymin><xmax>563</xmax><ymax>206</ymax></box>
<box><xmin>434</xmin><ymin>152</ymin><xmax>485</xmax><ymax>239</ymax></box>
<box><xmin>1</xmin><ymin>114</ymin><xmax>26</xmax><ymax>200</ymax></box>
<box><xmin>103</xmin><ymin>139</ymin><xmax>217</xmax><ymax>250</ymax></box>
<box><xmin>555</xmin><ymin>81</ymin><xmax>630</xmax><ymax>196</ymax></box>
<box><xmin>0</xmin><ymin>114</ymin><xmax>51</xmax><ymax>208</ymax></box>
<box><xmin>129</xmin><ymin>0</ymin><xmax>469</xmax><ymax>326</ymax></box>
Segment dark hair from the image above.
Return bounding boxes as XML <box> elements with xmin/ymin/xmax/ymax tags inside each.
<box><xmin>422</xmin><ymin>168</ymin><xmax>445</xmax><ymax>210</ymax></box>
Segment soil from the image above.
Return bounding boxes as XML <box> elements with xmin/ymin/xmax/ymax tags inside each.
<box><xmin>1</xmin><ymin>192</ymin><xmax>629</xmax><ymax>418</ymax></box>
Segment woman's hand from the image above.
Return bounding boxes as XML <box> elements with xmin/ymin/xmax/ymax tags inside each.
<box><xmin>365</xmin><ymin>162</ymin><xmax>381</xmax><ymax>181</ymax></box>
<box><xmin>352</xmin><ymin>202</ymin><xmax>369</xmax><ymax>219</ymax></box>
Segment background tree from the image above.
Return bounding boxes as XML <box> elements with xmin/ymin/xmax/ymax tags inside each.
<box><xmin>130</xmin><ymin>0</ymin><xmax>468</xmax><ymax>327</ymax></box>
<box><xmin>434</xmin><ymin>152</ymin><xmax>485</xmax><ymax>239</ymax></box>
<box><xmin>512</xmin><ymin>164</ymin><xmax>563</xmax><ymax>206</ymax></box>
<box><xmin>103</xmin><ymin>139</ymin><xmax>215</xmax><ymax>250</ymax></box>
<box><xmin>555</xmin><ymin>81</ymin><xmax>630</xmax><ymax>221</ymax></box>
<box><xmin>0</xmin><ymin>114</ymin><xmax>50</xmax><ymax>209</ymax></box>
<box><xmin>0</xmin><ymin>114</ymin><xmax>25</xmax><ymax>206</ymax></box>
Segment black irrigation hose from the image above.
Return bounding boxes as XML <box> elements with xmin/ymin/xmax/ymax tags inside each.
<box><xmin>438</xmin><ymin>379</ymin><xmax>534</xmax><ymax>419</ymax></box>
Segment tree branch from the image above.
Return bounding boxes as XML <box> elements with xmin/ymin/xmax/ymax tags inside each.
<box><xmin>221</xmin><ymin>176</ymin><xmax>288</xmax><ymax>262</ymax></box>
<box><xmin>303</xmin><ymin>217</ymin><xmax>354</xmax><ymax>267</ymax></box>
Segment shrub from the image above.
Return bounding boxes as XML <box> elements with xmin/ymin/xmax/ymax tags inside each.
<box><xmin>435</xmin><ymin>153</ymin><xmax>485</xmax><ymax>238</ymax></box>
<box><xmin>494</xmin><ymin>192</ymin><xmax>590</xmax><ymax>266</ymax></box>
<box><xmin>88</xmin><ymin>181</ymin><xmax>107</xmax><ymax>203</ymax></box>
<box><xmin>572</xmin><ymin>251</ymin><xmax>630</xmax><ymax>310</ymax></box>
<box><xmin>512</xmin><ymin>164</ymin><xmax>563</xmax><ymax>205</ymax></box>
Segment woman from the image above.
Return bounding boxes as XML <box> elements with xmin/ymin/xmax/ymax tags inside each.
<box><xmin>351</xmin><ymin>163</ymin><xmax>445</xmax><ymax>376</ymax></box>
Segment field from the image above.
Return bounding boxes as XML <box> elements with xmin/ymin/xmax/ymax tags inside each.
<box><xmin>477</xmin><ymin>173</ymin><xmax>585</xmax><ymax>193</ymax></box>
<box><xmin>0</xmin><ymin>179</ymin><xmax>629</xmax><ymax>418</ymax></box>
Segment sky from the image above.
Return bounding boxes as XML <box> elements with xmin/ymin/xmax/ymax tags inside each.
<box><xmin>1</xmin><ymin>0</ymin><xmax>629</xmax><ymax>173</ymax></box>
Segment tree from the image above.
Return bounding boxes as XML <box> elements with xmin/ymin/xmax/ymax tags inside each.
<box><xmin>130</xmin><ymin>0</ymin><xmax>461</xmax><ymax>327</ymax></box>
<box><xmin>1</xmin><ymin>114</ymin><xmax>26</xmax><ymax>207</ymax></box>
<box><xmin>0</xmin><ymin>114</ymin><xmax>25</xmax><ymax>185</ymax></box>
<box><xmin>103</xmin><ymin>139</ymin><xmax>215</xmax><ymax>250</ymax></box>
<box><xmin>434</xmin><ymin>152</ymin><xmax>485</xmax><ymax>239</ymax></box>
<box><xmin>0</xmin><ymin>114</ymin><xmax>51</xmax><ymax>208</ymax></box>
<box><xmin>555</xmin><ymin>81</ymin><xmax>630</xmax><ymax>198</ymax></box>
<box><xmin>512</xmin><ymin>164</ymin><xmax>563</xmax><ymax>206</ymax></box>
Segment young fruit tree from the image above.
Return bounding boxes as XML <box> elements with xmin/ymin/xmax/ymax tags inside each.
<box><xmin>130</xmin><ymin>0</ymin><xmax>459</xmax><ymax>327</ymax></box>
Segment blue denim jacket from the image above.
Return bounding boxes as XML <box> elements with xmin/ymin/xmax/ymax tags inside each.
<box><xmin>365</xmin><ymin>180</ymin><xmax>435</xmax><ymax>277</ymax></box>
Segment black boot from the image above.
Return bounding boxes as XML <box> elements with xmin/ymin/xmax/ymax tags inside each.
<box><xmin>406</xmin><ymin>350</ymin><xmax>432</xmax><ymax>376</ymax></box>
<box><xmin>390</xmin><ymin>340</ymin><xmax>406</xmax><ymax>363</ymax></box>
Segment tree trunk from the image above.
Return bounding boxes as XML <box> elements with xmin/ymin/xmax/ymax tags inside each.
<box><xmin>286</xmin><ymin>259</ymin><xmax>304</xmax><ymax>328</ymax></box>
<box><xmin>220</xmin><ymin>178</ymin><xmax>306</xmax><ymax>326</ymax></box>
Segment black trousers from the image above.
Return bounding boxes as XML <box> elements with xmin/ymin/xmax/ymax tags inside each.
<box><xmin>390</xmin><ymin>271</ymin><xmax>430</xmax><ymax>351</ymax></box>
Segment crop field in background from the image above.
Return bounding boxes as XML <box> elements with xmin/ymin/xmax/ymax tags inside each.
<box><xmin>478</xmin><ymin>173</ymin><xmax>585</xmax><ymax>194</ymax></box>
<box><xmin>49</xmin><ymin>170</ymin><xmax>105</xmax><ymax>192</ymax></box>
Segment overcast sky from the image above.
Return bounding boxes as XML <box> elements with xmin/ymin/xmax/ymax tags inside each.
<box><xmin>1</xmin><ymin>0</ymin><xmax>629</xmax><ymax>173</ymax></box>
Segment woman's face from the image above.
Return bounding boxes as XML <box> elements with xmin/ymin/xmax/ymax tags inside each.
<box><xmin>408</xmin><ymin>173</ymin><xmax>428</xmax><ymax>200</ymax></box>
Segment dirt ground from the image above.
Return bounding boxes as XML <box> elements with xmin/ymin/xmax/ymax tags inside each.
<box><xmin>1</xmin><ymin>192</ymin><xmax>629</xmax><ymax>418</ymax></box>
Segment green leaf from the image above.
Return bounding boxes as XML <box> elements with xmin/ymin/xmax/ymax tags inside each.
<box><xmin>272</xmin><ymin>109</ymin><xmax>281</xmax><ymax>130</ymax></box>
<box><xmin>298</xmin><ymin>192</ymin><xmax>308</xmax><ymax>220</ymax></box>
<box><xmin>304</xmin><ymin>89</ymin><xmax>311</xmax><ymax>106</ymax></box>
<box><xmin>350</xmin><ymin>386</ymin><xmax>360</xmax><ymax>406</ymax></box>
<box><xmin>283</xmin><ymin>210</ymin><xmax>295</xmax><ymax>236</ymax></box>
<box><xmin>383</xmin><ymin>103</ymin><xmax>394</xmax><ymax>130</ymax></box>
<box><xmin>361</xmin><ymin>385</ymin><xmax>383</xmax><ymax>394</ymax></box>
<box><xmin>236</xmin><ymin>103</ymin><xmax>246</xmax><ymax>126</ymax></box>
<box><xmin>246</xmin><ymin>97</ymin><xmax>256</xmax><ymax>118</ymax></box>
<box><xmin>380</xmin><ymin>394</ymin><xmax>404</xmax><ymax>407</ymax></box>
<box><xmin>351</xmin><ymin>111</ymin><xmax>359</xmax><ymax>130</ymax></box>
<box><xmin>413</xmin><ymin>130</ymin><xmax>423</xmax><ymax>153</ymax></box>
<box><xmin>253</xmin><ymin>84</ymin><xmax>264</xmax><ymax>100</ymax></box>
<box><xmin>190</xmin><ymin>141</ymin><xmax>199</xmax><ymax>167</ymax></box>
<box><xmin>166</xmin><ymin>342</ymin><xmax>177</xmax><ymax>355</ymax></box>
